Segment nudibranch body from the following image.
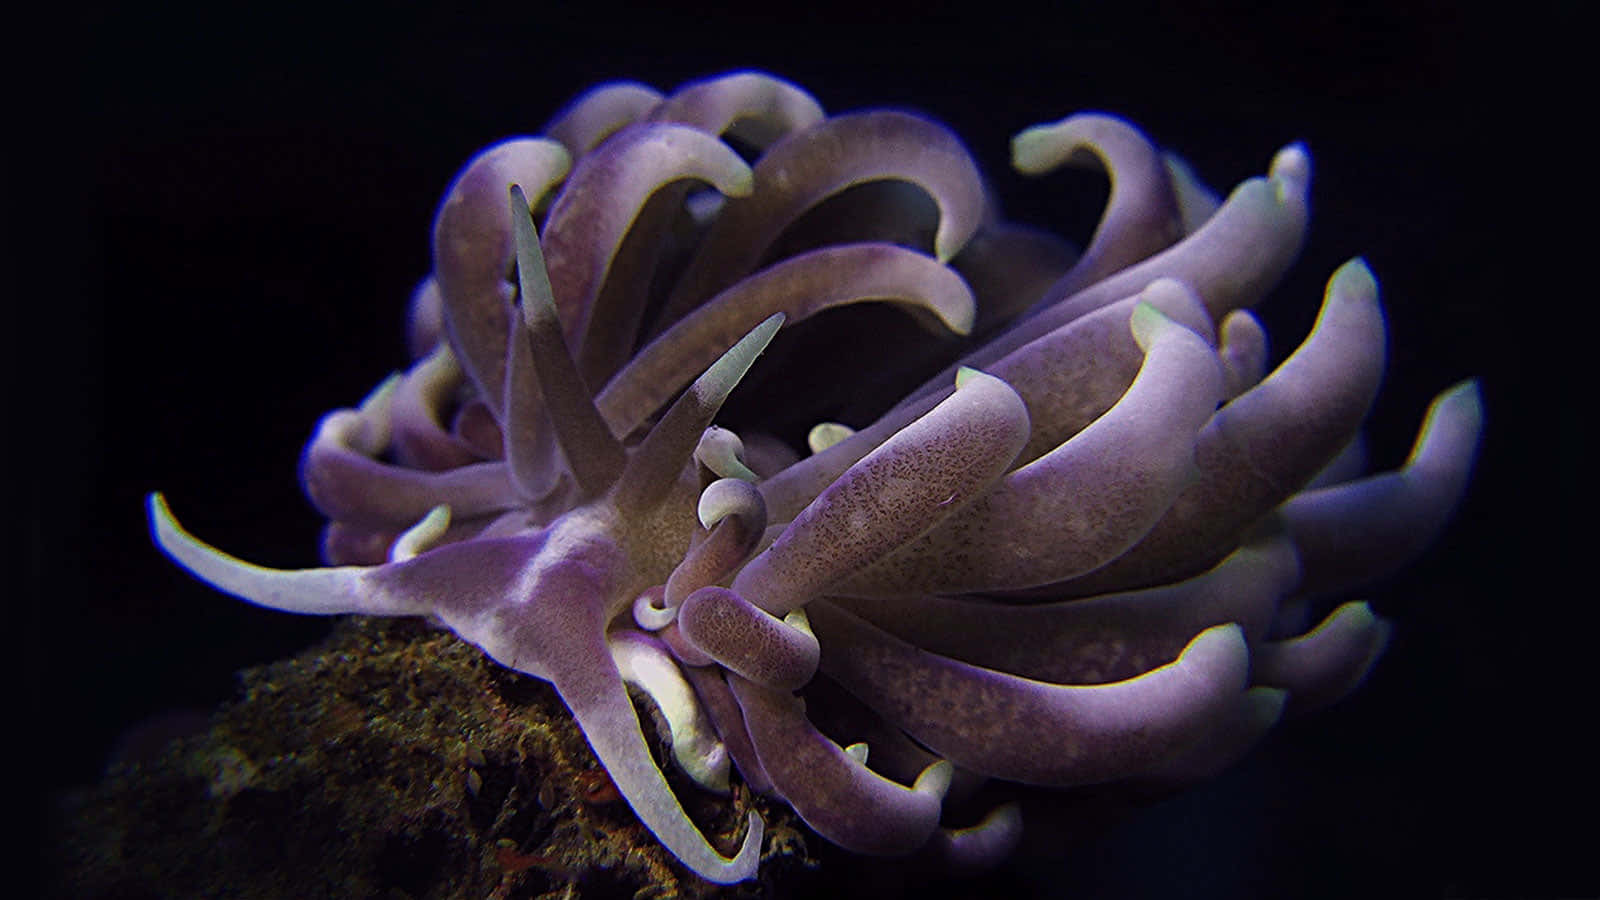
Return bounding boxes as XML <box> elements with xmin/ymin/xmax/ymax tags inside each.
<box><xmin>151</xmin><ymin>71</ymin><xmax>1482</xmax><ymax>884</ymax></box>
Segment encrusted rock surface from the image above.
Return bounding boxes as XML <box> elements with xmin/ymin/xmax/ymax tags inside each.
<box><xmin>50</xmin><ymin>618</ymin><xmax>812</xmax><ymax>899</ymax></box>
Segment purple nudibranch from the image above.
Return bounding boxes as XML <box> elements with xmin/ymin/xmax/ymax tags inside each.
<box><xmin>150</xmin><ymin>70</ymin><xmax>1483</xmax><ymax>884</ymax></box>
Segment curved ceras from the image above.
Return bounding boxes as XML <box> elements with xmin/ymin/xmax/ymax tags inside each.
<box><xmin>703</xmin><ymin>103</ymin><xmax>1472</xmax><ymax>847</ymax></box>
<box><xmin>149</xmin><ymin>70</ymin><xmax>1486</xmax><ymax>885</ymax></box>
<box><xmin>154</xmin><ymin>205</ymin><xmax>786</xmax><ymax>882</ymax></box>
<box><xmin>148</xmin><ymin>72</ymin><xmax>996</xmax><ymax>882</ymax></box>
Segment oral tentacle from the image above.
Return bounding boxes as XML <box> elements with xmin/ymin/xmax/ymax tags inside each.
<box><xmin>468</xmin><ymin>549</ymin><xmax>767</xmax><ymax>883</ymax></box>
<box><xmin>150</xmin><ymin>494</ymin><xmax>421</xmax><ymax>616</ymax></box>
<box><xmin>608</xmin><ymin>630</ymin><xmax>731</xmax><ymax>793</ymax></box>
<box><xmin>555</xmin><ymin>629</ymin><xmax>764</xmax><ymax>883</ymax></box>
<box><xmin>150</xmin><ymin>494</ymin><xmax>551</xmax><ymax>627</ymax></box>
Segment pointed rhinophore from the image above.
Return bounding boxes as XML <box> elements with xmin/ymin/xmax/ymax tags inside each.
<box><xmin>614</xmin><ymin>313</ymin><xmax>784</xmax><ymax>508</ymax></box>
<box><xmin>507</xmin><ymin>184</ymin><xmax>627</xmax><ymax>498</ymax></box>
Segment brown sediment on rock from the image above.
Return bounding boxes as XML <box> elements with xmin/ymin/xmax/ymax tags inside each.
<box><xmin>49</xmin><ymin>618</ymin><xmax>811</xmax><ymax>899</ymax></box>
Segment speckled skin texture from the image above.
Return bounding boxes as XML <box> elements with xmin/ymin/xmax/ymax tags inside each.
<box><xmin>144</xmin><ymin>71</ymin><xmax>1481</xmax><ymax>885</ymax></box>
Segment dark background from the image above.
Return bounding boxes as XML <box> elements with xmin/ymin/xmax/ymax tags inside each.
<box><xmin>27</xmin><ymin>3</ymin><xmax>1579</xmax><ymax>897</ymax></box>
